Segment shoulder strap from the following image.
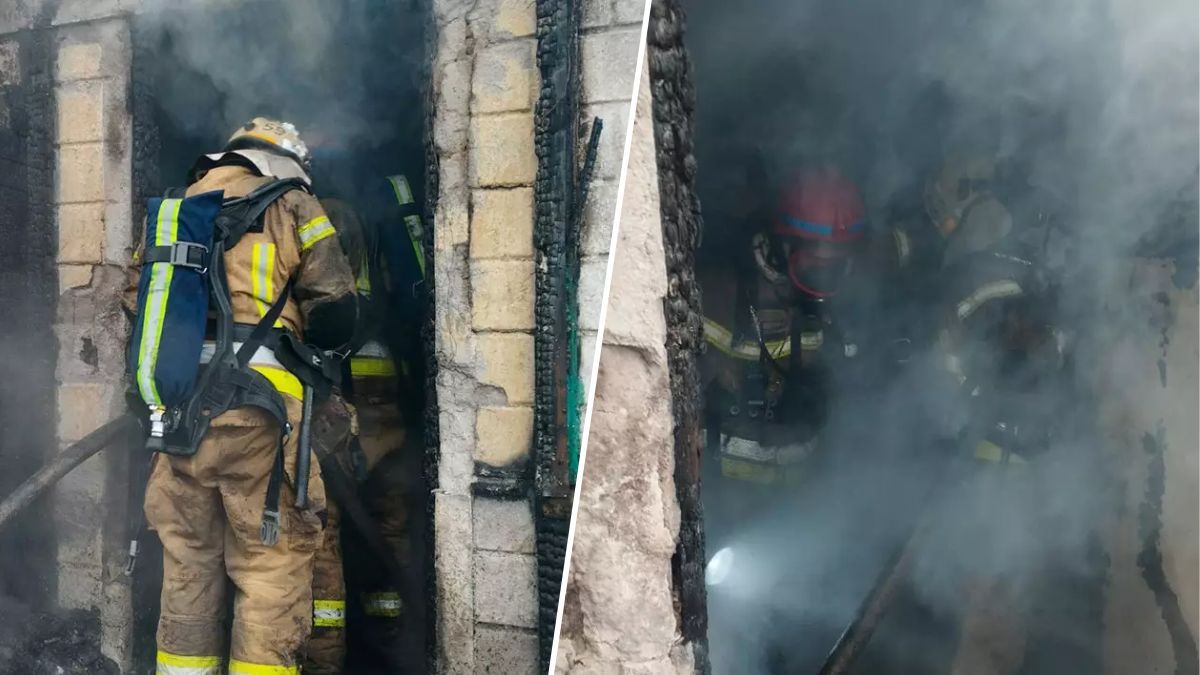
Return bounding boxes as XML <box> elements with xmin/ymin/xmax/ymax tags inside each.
<box><xmin>215</xmin><ymin>178</ymin><xmax>310</xmax><ymax>250</ymax></box>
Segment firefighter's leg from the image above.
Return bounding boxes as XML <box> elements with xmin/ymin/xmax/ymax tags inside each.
<box><xmin>367</xmin><ymin>456</ymin><xmax>411</xmax><ymax>606</ymax></box>
<box><xmin>304</xmin><ymin>500</ymin><xmax>347</xmax><ymax>674</ymax></box>
<box><xmin>347</xmin><ymin>402</ymin><xmax>412</xmax><ymax>668</ymax></box>
<box><xmin>144</xmin><ymin>453</ymin><xmax>228</xmax><ymax>673</ymax></box>
<box><xmin>217</xmin><ymin>408</ymin><xmax>328</xmax><ymax>671</ymax></box>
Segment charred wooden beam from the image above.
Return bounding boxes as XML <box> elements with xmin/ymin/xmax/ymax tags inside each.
<box><xmin>533</xmin><ymin>0</ymin><xmax>583</xmax><ymax>668</ymax></box>
<box><xmin>648</xmin><ymin>1</ymin><xmax>711</xmax><ymax>672</ymax></box>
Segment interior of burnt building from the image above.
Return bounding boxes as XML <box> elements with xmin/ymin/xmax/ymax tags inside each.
<box><xmin>683</xmin><ymin>0</ymin><xmax>1197</xmax><ymax>673</ymax></box>
<box><xmin>132</xmin><ymin>0</ymin><xmax>431</xmax><ymax>671</ymax></box>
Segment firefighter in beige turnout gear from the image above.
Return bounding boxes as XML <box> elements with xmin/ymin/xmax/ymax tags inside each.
<box><xmin>304</xmin><ymin>177</ymin><xmax>423</xmax><ymax>673</ymax></box>
<box><xmin>924</xmin><ymin>153</ymin><xmax>1068</xmax><ymax>675</ymax></box>
<box><xmin>127</xmin><ymin>118</ymin><xmax>358</xmax><ymax>674</ymax></box>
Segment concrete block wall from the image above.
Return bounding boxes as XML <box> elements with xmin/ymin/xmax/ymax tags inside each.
<box><xmin>429</xmin><ymin>0</ymin><xmax>541</xmax><ymax>671</ymax></box>
<box><xmin>577</xmin><ymin>0</ymin><xmax>645</xmax><ymax>394</ymax></box>
<box><xmin>45</xmin><ymin>11</ymin><xmax>136</xmax><ymax>668</ymax></box>
<box><xmin>431</xmin><ymin>0</ymin><xmax>641</xmax><ymax>669</ymax></box>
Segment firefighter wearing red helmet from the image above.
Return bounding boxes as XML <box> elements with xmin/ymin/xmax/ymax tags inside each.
<box><xmin>771</xmin><ymin>166</ymin><xmax>867</xmax><ymax>298</ymax></box>
<box><xmin>699</xmin><ymin>167</ymin><xmax>899</xmax><ymax>538</ymax></box>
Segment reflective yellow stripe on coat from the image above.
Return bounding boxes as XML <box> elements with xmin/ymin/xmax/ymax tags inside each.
<box><xmin>227</xmin><ymin>659</ymin><xmax>298</xmax><ymax>675</ymax></box>
<box><xmin>298</xmin><ymin>215</ymin><xmax>336</xmax><ymax>251</ymax></box>
<box><xmin>387</xmin><ymin>174</ymin><xmax>426</xmax><ymax>277</ymax></box>
<box><xmin>250</xmin><ymin>242</ymin><xmax>283</xmax><ymax>328</ymax></box>
<box><xmin>137</xmin><ymin>198</ymin><xmax>183</xmax><ymax>406</ymax></box>
<box><xmin>703</xmin><ymin>317</ymin><xmax>791</xmax><ymax>361</ymax></box>
<box><xmin>314</xmin><ymin>599</ymin><xmax>346</xmax><ymax>628</ymax></box>
<box><xmin>156</xmin><ymin>651</ymin><xmax>222</xmax><ymax>675</ymax></box>
<box><xmin>974</xmin><ymin>440</ymin><xmax>1029</xmax><ymax>466</ymax></box>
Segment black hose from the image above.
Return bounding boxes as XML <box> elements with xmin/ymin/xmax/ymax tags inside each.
<box><xmin>0</xmin><ymin>415</ymin><xmax>139</xmax><ymax>532</ymax></box>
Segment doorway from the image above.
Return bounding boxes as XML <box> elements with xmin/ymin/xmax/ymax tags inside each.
<box><xmin>677</xmin><ymin>0</ymin><xmax>1119</xmax><ymax>672</ymax></box>
<box><xmin>130</xmin><ymin>1</ymin><xmax>434</xmax><ymax>671</ymax></box>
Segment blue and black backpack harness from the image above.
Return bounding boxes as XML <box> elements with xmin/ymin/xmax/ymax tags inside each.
<box><xmin>127</xmin><ymin>178</ymin><xmax>340</xmax><ymax>554</ymax></box>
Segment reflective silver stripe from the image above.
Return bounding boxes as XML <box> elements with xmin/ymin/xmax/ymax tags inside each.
<box><xmin>721</xmin><ymin>436</ymin><xmax>775</xmax><ymax>462</ymax></box>
<box><xmin>404</xmin><ymin>214</ymin><xmax>424</xmax><ymax>242</ymax></box>
<box><xmin>720</xmin><ymin>435</ymin><xmax>816</xmax><ymax>465</ymax></box>
<box><xmin>298</xmin><ymin>216</ymin><xmax>336</xmax><ymax>250</ymax></box>
<box><xmin>363</xmin><ymin>592</ymin><xmax>403</xmax><ymax>616</ymax></box>
<box><xmin>314</xmin><ymin>606</ymin><xmax>346</xmax><ymax>621</ymax></box>
<box><xmin>314</xmin><ymin>599</ymin><xmax>346</xmax><ymax>627</ymax></box>
<box><xmin>356</xmin><ymin>340</ymin><xmax>390</xmax><ymax>359</ymax></box>
<box><xmin>366</xmin><ymin>598</ymin><xmax>403</xmax><ymax>610</ymax></box>
<box><xmin>388</xmin><ymin>175</ymin><xmax>414</xmax><ymax>205</ymax></box>
<box><xmin>956</xmin><ymin>280</ymin><xmax>1023</xmax><ymax>320</ymax></box>
<box><xmin>199</xmin><ymin>342</ymin><xmax>284</xmax><ymax>370</ymax></box>
<box><xmin>893</xmin><ymin>228</ymin><xmax>912</xmax><ymax>267</ymax></box>
<box><xmin>404</xmin><ymin>214</ymin><xmax>426</xmax><ymax>277</ymax></box>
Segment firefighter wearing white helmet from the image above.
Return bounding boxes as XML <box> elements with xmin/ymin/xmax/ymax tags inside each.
<box><xmin>129</xmin><ymin>116</ymin><xmax>358</xmax><ymax>674</ymax></box>
<box><xmin>192</xmin><ymin>116</ymin><xmax>316</xmax><ymax>185</ymax></box>
<box><xmin>925</xmin><ymin>151</ymin><xmax>1070</xmax><ymax>675</ymax></box>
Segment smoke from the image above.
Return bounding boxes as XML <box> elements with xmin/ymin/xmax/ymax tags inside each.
<box><xmin>687</xmin><ymin>0</ymin><xmax>1197</xmax><ymax>671</ymax></box>
<box><xmin>137</xmin><ymin>0</ymin><xmax>426</xmax><ymax>159</ymax></box>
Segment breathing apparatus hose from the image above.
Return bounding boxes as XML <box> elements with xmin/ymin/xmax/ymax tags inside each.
<box><xmin>0</xmin><ymin>414</ymin><xmax>140</xmax><ymax>533</ymax></box>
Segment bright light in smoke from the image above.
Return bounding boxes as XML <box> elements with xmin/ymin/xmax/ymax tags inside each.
<box><xmin>706</xmin><ymin>546</ymin><xmax>736</xmax><ymax>587</ymax></box>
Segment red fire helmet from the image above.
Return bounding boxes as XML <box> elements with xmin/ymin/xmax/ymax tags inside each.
<box><xmin>772</xmin><ymin>168</ymin><xmax>867</xmax><ymax>244</ymax></box>
<box><xmin>771</xmin><ymin>169</ymin><xmax>868</xmax><ymax>298</ymax></box>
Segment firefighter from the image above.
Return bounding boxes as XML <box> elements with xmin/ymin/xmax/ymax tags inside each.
<box><xmin>700</xmin><ymin>166</ymin><xmax>905</xmax><ymax>542</ymax></box>
<box><xmin>130</xmin><ymin>118</ymin><xmax>358</xmax><ymax>674</ymax></box>
<box><xmin>923</xmin><ymin>152</ymin><xmax>1069</xmax><ymax>675</ymax></box>
<box><xmin>303</xmin><ymin>174</ymin><xmax>426</xmax><ymax>674</ymax></box>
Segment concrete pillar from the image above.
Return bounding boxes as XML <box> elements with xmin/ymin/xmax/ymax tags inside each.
<box><xmin>430</xmin><ymin>0</ymin><xmax>541</xmax><ymax>670</ymax></box>
<box><xmin>555</xmin><ymin>55</ymin><xmax>693</xmax><ymax>674</ymax></box>
<box><xmin>50</xmin><ymin>15</ymin><xmax>135</xmax><ymax>668</ymax></box>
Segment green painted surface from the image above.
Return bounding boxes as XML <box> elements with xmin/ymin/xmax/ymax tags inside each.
<box><xmin>566</xmin><ymin>273</ymin><xmax>583</xmax><ymax>483</ymax></box>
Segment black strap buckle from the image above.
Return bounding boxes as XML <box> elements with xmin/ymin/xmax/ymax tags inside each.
<box><xmin>146</xmin><ymin>241</ymin><xmax>210</xmax><ymax>272</ymax></box>
<box><xmin>170</xmin><ymin>241</ymin><xmax>210</xmax><ymax>272</ymax></box>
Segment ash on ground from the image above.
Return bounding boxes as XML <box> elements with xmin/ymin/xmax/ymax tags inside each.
<box><xmin>0</xmin><ymin>596</ymin><xmax>118</xmax><ymax>675</ymax></box>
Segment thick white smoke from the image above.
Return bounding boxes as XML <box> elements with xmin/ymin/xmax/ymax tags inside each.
<box><xmin>687</xmin><ymin>0</ymin><xmax>1197</xmax><ymax>672</ymax></box>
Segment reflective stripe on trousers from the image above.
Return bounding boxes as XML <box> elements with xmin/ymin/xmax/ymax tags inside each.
<box><xmin>156</xmin><ymin>651</ymin><xmax>222</xmax><ymax>675</ymax></box>
<box><xmin>363</xmin><ymin>591</ymin><xmax>403</xmax><ymax>617</ymax></box>
<box><xmin>351</xmin><ymin>340</ymin><xmax>397</xmax><ymax>378</ymax></box>
<box><xmin>228</xmin><ymin>659</ymin><xmax>300</xmax><ymax>674</ymax></box>
<box><xmin>314</xmin><ymin>599</ymin><xmax>346</xmax><ymax>627</ymax></box>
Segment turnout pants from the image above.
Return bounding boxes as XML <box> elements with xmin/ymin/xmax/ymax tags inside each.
<box><xmin>305</xmin><ymin>401</ymin><xmax>412</xmax><ymax>674</ymax></box>
<box><xmin>145</xmin><ymin>401</ymin><xmax>327</xmax><ymax>674</ymax></box>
